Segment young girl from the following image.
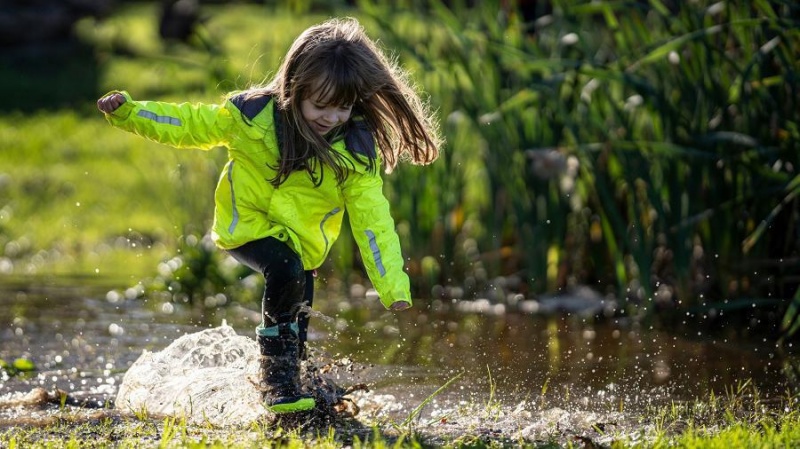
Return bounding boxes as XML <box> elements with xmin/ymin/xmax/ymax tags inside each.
<box><xmin>97</xmin><ymin>17</ymin><xmax>441</xmax><ymax>414</ymax></box>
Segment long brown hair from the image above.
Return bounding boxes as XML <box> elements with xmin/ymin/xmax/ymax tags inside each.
<box><xmin>241</xmin><ymin>17</ymin><xmax>441</xmax><ymax>187</ymax></box>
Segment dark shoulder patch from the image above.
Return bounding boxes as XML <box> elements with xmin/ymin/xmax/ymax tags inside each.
<box><xmin>345</xmin><ymin>119</ymin><xmax>376</xmax><ymax>158</ymax></box>
<box><xmin>273</xmin><ymin>100</ymin><xmax>284</xmax><ymax>150</ymax></box>
<box><xmin>230</xmin><ymin>93</ymin><xmax>271</xmax><ymax>121</ymax></box>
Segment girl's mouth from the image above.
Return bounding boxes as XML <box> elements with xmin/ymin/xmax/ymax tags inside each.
<box><xmin>313</xmin><ymin>122</ymin><xmax>333</xmax><ymax>134</ymax></box>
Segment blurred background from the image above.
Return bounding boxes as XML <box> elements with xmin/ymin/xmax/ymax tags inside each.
<box><xmin>1</xmin><ymin>0</ymin><xmax>799</xmax><ymax>349</ymax></box>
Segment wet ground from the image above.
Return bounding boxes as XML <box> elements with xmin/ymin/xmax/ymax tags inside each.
<box><xmin>1</xmin><ymin>276</ymin><xmax>798</xmax><ymax>445</ymax></box>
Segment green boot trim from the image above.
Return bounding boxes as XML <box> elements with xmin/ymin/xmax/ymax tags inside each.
<box><xmin>268</xmin><ymin>397</ymin><xmax>316</xmax><ymax>414</ymax></box>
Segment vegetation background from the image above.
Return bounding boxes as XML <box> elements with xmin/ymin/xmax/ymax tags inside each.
<box><xmin>1</xmin><ymin>0</ymin><xmax>798</xmax><ymax>343</ymax></box>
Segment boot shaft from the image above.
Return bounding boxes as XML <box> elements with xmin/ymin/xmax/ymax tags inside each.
<box><xmin>257</xmin><ymin>322</ymin><xmax>300</xmax><ymax>356</ymax></box>
<box><xmin>256</xmin><ymin>321</ymin><xmax>315</xmax><ymax>413</ymax></box>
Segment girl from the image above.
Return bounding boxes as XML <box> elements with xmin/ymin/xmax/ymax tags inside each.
<box><xmin>97</xmin><ymin>17</ymin><xmax>441</xmax><ymax>414</ymax></box>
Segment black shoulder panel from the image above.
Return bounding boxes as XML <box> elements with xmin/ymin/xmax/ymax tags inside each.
<box><xmin>230</xmin><ymin>93</ymin><xmax>271</xmax><ymax>121</ymax></box>
<box><xmin>345</xmin><ymin>119</ymin><xmax>377</xmax><ymax>158</ymax></box>
<box><xmin>273</xmin><ymin>101</ymin><xmax>284</xmax><ymax>150</ymax></box>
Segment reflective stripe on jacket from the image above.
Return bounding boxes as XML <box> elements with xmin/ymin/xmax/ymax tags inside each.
<box><xmin>103</xmin><ymin>90</ymin><xmax>410</xmax><ymax>308</ymax></box>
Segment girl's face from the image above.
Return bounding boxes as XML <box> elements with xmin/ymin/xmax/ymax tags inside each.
<box><xmin>300</xmin><ymin>90</ymin><xmax>354</xmax><ymax>136</ymax></box>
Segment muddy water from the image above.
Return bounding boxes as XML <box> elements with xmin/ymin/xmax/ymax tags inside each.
<box><xmin>0</xmin><ymin>277</ymin><xmax>796</xmax><ymax>427</ymax></box>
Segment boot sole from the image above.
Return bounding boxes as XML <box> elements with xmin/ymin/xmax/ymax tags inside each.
<box><xmin>268</xmin><ymin>397</ymin><xmax>316</xmax><ymax>414</ymax></box>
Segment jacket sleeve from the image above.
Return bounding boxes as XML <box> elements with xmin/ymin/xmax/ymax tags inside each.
<box><xmin>101</xmin><ymin>91</ymin><xmax>232</xmax><ymax>150</ymax></box>
<box><xmin>341</xmin><ymin>169</ymin><xmax>412</xmax><ymax>309</ymax></box>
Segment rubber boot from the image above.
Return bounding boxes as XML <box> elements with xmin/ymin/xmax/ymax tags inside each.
<box><xmin>257</xmin><ymin>322</ymin><xmax>315</xmax><ymax>414</ymax></box>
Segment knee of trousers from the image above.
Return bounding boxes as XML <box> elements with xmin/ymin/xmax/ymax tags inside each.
<box><xmin>262</xmin><ymin>257</ymin><xmax>307</xmax><ymax>318</ymax></box>
<box><xmin>263</xmin><ymin>256</ymin><xmax>305</xmax><ymax>289</ymax></box>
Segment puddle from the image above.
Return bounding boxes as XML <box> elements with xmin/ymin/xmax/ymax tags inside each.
<box><xmin>0</xmin><ymin>277</ymin><xmax>797</xmax><ymax>440</ymax></box>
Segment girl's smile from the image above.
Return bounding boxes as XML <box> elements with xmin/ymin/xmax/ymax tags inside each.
<box><xmin>300</xmin><ymin>94</ymin><xmax>353</xmax><ymax>135</ymax></box>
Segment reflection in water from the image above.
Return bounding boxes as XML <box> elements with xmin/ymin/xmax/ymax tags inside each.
<box><xmin>0</xmin><ymin>280</ymin><xmax>797</xmax><ymax>424</ymax></box>
<box><xmin>316</xmin><ymin>297</ymin><xmax>795</xmax><ymax>415</ymax></box>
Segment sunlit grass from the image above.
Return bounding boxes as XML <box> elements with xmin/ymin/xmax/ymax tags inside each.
<box><xmin>1</xmin><ymin>385</ymin><xmax>798</xmax><ymax>448</ymax></box>
<box><xmin>0</xmin><ymin>110</ymin><xmax>214</xmax><ymax>278</ymax></box>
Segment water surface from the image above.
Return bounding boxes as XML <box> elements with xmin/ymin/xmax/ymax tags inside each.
<box><xmin>1</xmin><ymin>276</ymin><xmax>796</xmax><ymax>426</ymax></box>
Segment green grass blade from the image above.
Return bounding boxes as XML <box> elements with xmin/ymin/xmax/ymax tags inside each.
<box><xmin>400</xmin><ymin>370</ymin><xmax>464</xmax><ymax>429</ymax></box>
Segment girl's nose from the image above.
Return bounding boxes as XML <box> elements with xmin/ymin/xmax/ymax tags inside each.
<box><xmin>324</xmin><ymin>111</ymin><xmax>340</xmax><ymax>124</ymax></box>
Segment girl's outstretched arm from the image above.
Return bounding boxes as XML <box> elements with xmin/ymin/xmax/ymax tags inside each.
<box><xmin>97</xmin><ymin>91</ymin><xmax>232</xmax><ymax>150</ymax></box>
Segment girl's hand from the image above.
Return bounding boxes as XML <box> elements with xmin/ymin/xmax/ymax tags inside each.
<box><xmin>390</xmin><ymin>301</ymin><xmax>411</xmax><ymax>311</ymax></box>
<box><xmin>97</xmin><ymin>93</ymin><xmax>126</xmax><ymax>114</ymax></box>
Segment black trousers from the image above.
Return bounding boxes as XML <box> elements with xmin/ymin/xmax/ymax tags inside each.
<box><xmin>227</xmin><ymin>237</ymin><xmax>314</xmax><ymax>345</ymax></box>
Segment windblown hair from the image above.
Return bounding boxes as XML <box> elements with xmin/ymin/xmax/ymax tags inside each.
<box><xmin>239</xmin><ymin>17</ymin><xmax>441</xmax><ymax>187</ymax></box>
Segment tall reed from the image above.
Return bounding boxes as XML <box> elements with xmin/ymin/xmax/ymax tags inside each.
<box><xmin>356</xmin><ymin>0</ymin><xmax>799</xmax><ymax>328</ymax></box>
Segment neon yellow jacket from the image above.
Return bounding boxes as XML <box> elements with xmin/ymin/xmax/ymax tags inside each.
<box><xmin>102</xmin><ymin>90</ymin><xmax>410</xmax><ymax>309</ymax></box>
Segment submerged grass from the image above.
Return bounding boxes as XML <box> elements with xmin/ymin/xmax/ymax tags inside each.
<box><xmin>1</xmin><ymin>386</ymin><xmax>799</xmax><ymax>448</ymax></box>
<box><xmin>0</xmin><ymin>378</ymin><xmax>796</xmax><ymax>448</ymax></box>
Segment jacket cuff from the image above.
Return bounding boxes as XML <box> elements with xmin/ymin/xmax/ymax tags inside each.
<box><xmin>380</xmin><ymin>293</ymin><xmax>413</xmax><ymax>309</ymax></box>
<box><xmin>103</xmin><ymin>90</ymin><xmax>134</xmax><ymax>121</ymax></box>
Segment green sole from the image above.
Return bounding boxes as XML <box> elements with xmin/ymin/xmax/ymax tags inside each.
<box><xmin>268</xmin><ymin>397</ymin><xmax>316</xmax><ymax>414</ymax></box>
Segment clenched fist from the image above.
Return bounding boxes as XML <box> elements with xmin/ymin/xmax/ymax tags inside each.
<box><xmin>97</xmin><ymin>93</ymin><xmax>126</xmax><ymax>114</ymax></box>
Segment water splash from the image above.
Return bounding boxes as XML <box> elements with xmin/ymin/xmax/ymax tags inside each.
<box><xmin>113</xmin><ymin>324</ymin><xmax>376</xmax><ymax>427</ymax></box>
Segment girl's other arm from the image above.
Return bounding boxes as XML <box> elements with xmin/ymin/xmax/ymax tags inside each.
<box><xmin>342</xmin><ymin>170</ymin><xmax>412</xmax><ymax>311</ymax></box>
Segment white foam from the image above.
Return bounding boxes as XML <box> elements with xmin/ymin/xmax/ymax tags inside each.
<box><xmin>115</xmin><ymin>325</ymin><xmax>267</xmax><ymax>426</ymax></box>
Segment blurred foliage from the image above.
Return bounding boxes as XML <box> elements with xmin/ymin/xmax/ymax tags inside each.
<box><xmin>355</xmin><ymin>0</ymin><xmax>800</xmax><ymax>338</ymax></box>
<box><xmin>0</xmin><ymin>357</ymin><xmax>37</xmax><ymax>378</ymax></box>
<box><xmin>0</xmin><ymin>0</ymin><xmax>799</xmax><ymax>341</ymax></box>
<box><xmin>138</xmin><ymin>233</ymin><xmax>262</xmax><ymax>307</ymax></box>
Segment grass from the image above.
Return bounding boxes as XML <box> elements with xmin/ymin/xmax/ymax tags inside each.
<box><xmin>2</xmin><ymin>384</ymin><xmax>799</xmax><ymax>448</ymax></box>
<box><xmin>0</xmin><ymin>108</ymin><xmax>212</xmax><ymax>279</ymax></box>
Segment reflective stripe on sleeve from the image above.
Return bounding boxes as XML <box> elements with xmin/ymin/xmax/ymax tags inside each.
<box><xmin>137</xmin><ymin>110</ymin><xmax>182</xmax><ymax>126</ymax></box>
<box><xmin>364</xmin><ymin>230</ymin><xmax>386</xmax><ymax>277</ymax></box>
<box><xmin>227</xmin><ymin>161</ymin><xmax>239</xmax><ymax>233</ymax></box>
